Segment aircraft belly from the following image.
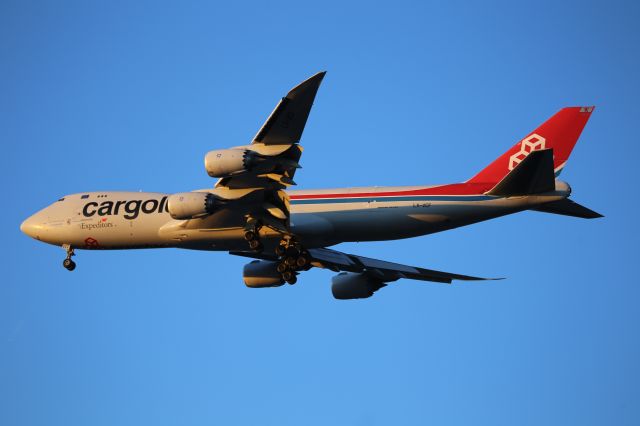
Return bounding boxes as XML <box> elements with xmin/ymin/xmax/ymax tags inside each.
<box><xmin>67</xmin><ymin>214</ymin><xmax>171</xmax><ymax>249</ymax></box>
<box><xmin>292</xmin><ymin>199</ymin><xmax>529</xmax><ymax>243</ymax></box>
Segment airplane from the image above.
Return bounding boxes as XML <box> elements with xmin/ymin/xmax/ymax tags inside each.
<box><xmin>20</xmin><ymin>72</ymin><xmax>602</xmax><ymax>299</ymax></box>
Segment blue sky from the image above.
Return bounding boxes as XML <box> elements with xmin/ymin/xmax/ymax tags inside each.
<box><xmin>2</xmin><ymin>1</ymin><xmax>639</xmax><ymax>425</ymax></box>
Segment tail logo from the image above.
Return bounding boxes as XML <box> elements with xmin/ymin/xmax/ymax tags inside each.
<box><xmin>508</xmin><ymin>134</ymin><xmax>546</xmax><ymax>170</ymax></box>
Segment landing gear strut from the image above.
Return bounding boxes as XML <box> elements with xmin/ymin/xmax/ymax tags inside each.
<box><xmin>275</xmin><ymin>238</ymin><xmax>310</xmax><ymax>285</ymax></box>
<box><xmin>244</xmin><ymin>218</ymin><xmax>263</xmax><ymax>252</ymax></box>
<box><xmin>62</xmin><ymin>244</ymin><xmax>76</xmax><ymax>271</ymax></box>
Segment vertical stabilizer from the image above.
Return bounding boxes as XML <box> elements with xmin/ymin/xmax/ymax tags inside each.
<box><xmin>468</xmin><ymin>107</ymin><xmax>594</xmax><ymax>184</ymax></box>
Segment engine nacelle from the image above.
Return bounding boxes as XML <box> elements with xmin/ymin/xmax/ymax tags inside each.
<box><xmin>204</xmin><ymin>148</ymin><xmax>256</xmax><ymax>178</ymax></box>
<box><xmin>166</xmin><ymin>192</ymin><xmax>216</xmax><ymax>220</ymax></box>
<box><xmin>331</xmin><ymin>272</ymin><xmax>386</xmax><ymax>300</ymax></box>
<box><xmin>243</xmin><ymin>260</ymin><xmax>285</xmax><ymax>288</ymax></box>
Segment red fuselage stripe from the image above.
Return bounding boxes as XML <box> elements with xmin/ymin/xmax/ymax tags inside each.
<box><xmin>289</xmin><ymin>183</ymin><xmax>492</xmax><ymax>200</ymax></box>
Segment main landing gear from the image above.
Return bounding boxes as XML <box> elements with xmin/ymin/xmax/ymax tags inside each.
<box><xmin>62</xmin><ymin>244</ymin><xmax>76</xmax><ymax>271</ymax></box>
<box><xmin>243</xmin><ymin>219</ymin><xmax>263</xmax><ymax>252</ymax></box>
<box><xmin>243</xmin><ymin>218</ymin><xmax>310</xmax><ymax>285</ymax></box>
<box><xmin>275</xmin><ymin>239</ymin><xmax>310</xmax><ymax>285</ymax></box>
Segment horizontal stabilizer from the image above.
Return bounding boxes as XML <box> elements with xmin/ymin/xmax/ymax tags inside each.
<box><xmin>487</xmin><ymin>149</ymin><xmax>555</xmax><ymax>196</ymax></box>
<box><xmin>532</xmin><ymin>199</ymin><xmax>603</xmax><ymax>219</ymax></box>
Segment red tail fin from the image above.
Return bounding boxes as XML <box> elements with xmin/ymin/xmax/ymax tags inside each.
<box><xmin>468</xmin><ymin>107</ymin><xmax>595</xmax><ymax>184</ymax></box>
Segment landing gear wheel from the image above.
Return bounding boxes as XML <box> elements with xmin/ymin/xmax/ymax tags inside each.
<box><xmin>63</xmin><ymin>259</ymin><xmax>76</xmax><ymax>271</ymax></box>
<box><xmin>282</xmin><ymin>270</ymin><xmax>297</xmax><ymax>284</ymax></box>
<box><xmin>285</xmin><ymin>256</ymin><xmax>297</xmax><ymax>267</ymax></box>
<box><xmin>276</xmin><ymin>262</ymin><xmax>288</xmax><ymax>274</ymax></box>
<box><xmin>62</xmin><ymin>244</ymin><xmax>76</xmax><ymax>271</ymax></box>
<box><xmin>295</xmin><ymin>254</ymin><xmax>310</xmax><ymax>269</ymax></box>
<box><xmin>244</xmin><ymin>218</ymin><xmax>263</xmax><ymax>251</ymax></box>
<box><xmin>285</xmin><ymin>275</ymin><xmax>297</xmax><ymax>285</ymax></box>
<box><xmin>285</xmin><ymin>246</ymin><xmax>300</xmax><ymax>257</ymax></box>
<box><xmin>248</xmin><ymin>239</ymin><xmax>262</xmax><ymax>251</ymax></box>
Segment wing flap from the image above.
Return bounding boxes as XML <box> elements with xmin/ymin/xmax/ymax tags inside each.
<box><xmin>307</xmin><ymin>248</ymin><xmax>360</xmax><ymax>272</ymax></box>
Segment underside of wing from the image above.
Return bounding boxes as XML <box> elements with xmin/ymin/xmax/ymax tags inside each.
<box><xmin>309</xmin><ymin>248</ymin><xmax>498</xmax><ymax>299</ymax></box>
<box><xmin>306</xmin><ymin>248</ymin><xmax>496</xmax><ymax>284</ymax></box>
<box><xmin>231</xmin><ymin>247</ymin><xmax>499</xmax><ymax>300</ymax></box>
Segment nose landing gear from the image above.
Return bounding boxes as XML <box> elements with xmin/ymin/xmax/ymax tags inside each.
<box><xmin>62</xmin><ymin>244</ymin><xmax>76</xmax><ymax>271</ymax></box>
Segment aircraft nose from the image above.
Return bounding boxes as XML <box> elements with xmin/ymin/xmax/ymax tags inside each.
<box><xmin>20</xmin><ymin>214</ymin><xmax>44</xmax><ymax>239</ymax></box>
<box><xmin>20</xmin><ymin>217</ymin><xmax>34</xmax><ymax>236</ymax></box>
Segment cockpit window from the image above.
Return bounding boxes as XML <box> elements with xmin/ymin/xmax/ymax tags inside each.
<box><xmin>57</xmin><ymin>198</ymin><xmax>65</xmax><ymax>202</ymax></box>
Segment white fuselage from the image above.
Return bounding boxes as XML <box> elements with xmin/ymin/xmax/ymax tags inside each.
<box><xmin>20</xmin><ymin>182</ymin><xmax>570</xmax><ymax>252</ymax></box>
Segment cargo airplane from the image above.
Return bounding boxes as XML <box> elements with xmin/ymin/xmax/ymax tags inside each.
<box><xmin>21</xmin><ymin>72</ymin><xmax>601</xmax><ymax>299</ymax></box>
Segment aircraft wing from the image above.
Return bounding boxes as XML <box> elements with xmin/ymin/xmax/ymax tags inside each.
<box><xmin>252</xmin><ymin>71</ymin><xmax>326</xmax><ymax>145</ymax></box>
<box><xmin>214</xmin><ymin>72</ymin><xmax>326</xmax><ymax>234</ymax></box>
<box><xmin>231</xmin><ymin>247</ymin><xmax>496</xmax><ymax>284</ymax></box>
<box><xmin>306</xmin><ymin>248</ymin><xmax>496</xmax><ymax>284</ymax></box>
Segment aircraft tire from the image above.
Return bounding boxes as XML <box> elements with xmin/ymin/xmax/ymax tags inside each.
<box><xmin>285</xmin><ymin>275</ymin><xmax>297</xmax><ymax>285</ymax></box>
<box><xmin>276</xmin><ymin>262</ymin><xmax>288</xmax><ymax>273</ymax></box>
<box><xmin>63</xmin><ymin>259</ymin><xmax>76</xmax><ymax>271</ymax></box>
<box><xmin>296</xmin><ymin>255</ymin><xmax>309</xmax><ymax>268</ymax></box>
<box><xmin>282</xmin><ymin>270</ymin><xmax>296</xmax><ymax>283</ymax></box>
<box><xmin>285</xmin><ymin>256</ymin><xmax>297</xmax><ymax>267</ymax></box>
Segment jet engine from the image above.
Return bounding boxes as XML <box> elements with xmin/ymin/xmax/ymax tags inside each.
<box><xmin>331</xmin><ymin>272</ymin><xmax>387</xmax><ymax>300</ymax></box>
<box><xmin>166</xmin><ymin>192</ymin><xmax>217</xmax><ymax>220</ymax></box>
<box><xmin>243</xmin><ymin>260</ymin><xmax>285</xmax><ymax>288</ymax></box>
<box><xmin>204</xmin><ymin>148</ymin><xmax>259</xmax><ymax>178</ymax></box>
